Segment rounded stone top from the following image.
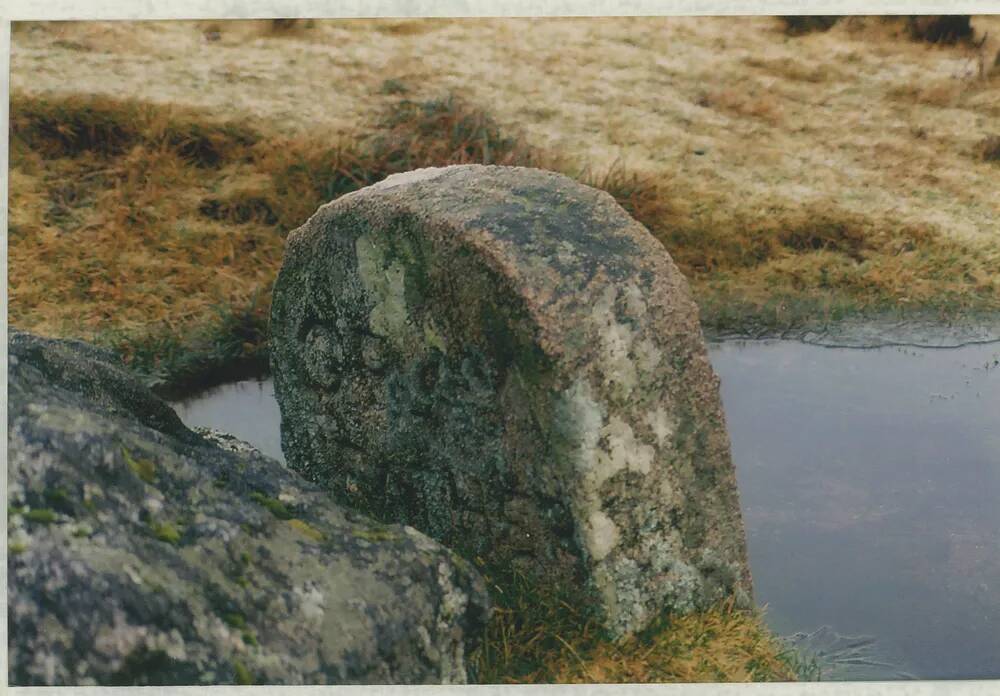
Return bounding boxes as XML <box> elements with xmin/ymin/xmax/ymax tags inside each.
<box><xmin>288</xmin><ymin>165</ymin><xmax>699</xmax><ymax>373</ymax></box>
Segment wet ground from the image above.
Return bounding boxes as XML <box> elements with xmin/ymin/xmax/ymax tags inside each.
<box><xmin>171</xmin><ymin>337</ymin><xmax>1000</xmax><ymax>680</ymax></box>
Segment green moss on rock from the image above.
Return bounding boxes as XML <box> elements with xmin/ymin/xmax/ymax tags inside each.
<box><xmin>354</xmin><ymin>526</ymin><xmax>401</xmax><ymax>543</ymax></box>
<box><xmin>223</xmin><ymin>612</ymin><xmax>247</xmax><ymax>630</ymax></box>
<box><xmin>25</xmin><ymin>508</ymin><xmax>58</xmax><ymax>524</ymax></box>
<box><xmin>287</xmin><ymin>518</ymin><xmax>325</xmax><ymax>542</ymax></box>
<box><xmin>122</xmin><ymin>446</ymin><xmax>156</xmax><ymax>484</ymax></box>
<box><xmin>150</xmin><ymin>521</ymin><xmax>182</xmax><ymax>545</ymax></box>
<box><xmin>249</xmin><ymin>491</ymin><xmax>293</xmax><ymax>520</ymax></box>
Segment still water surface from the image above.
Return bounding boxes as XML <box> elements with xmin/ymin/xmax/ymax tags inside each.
<box><xmin>712</xmin><ymin>339</ymin><xmax>1000</xmax><ymax>680</ymax></box>
<box><xmin>172</xmin><ymin>339</ymin><xmax>1000</xmax><ymax>680</ymax></box>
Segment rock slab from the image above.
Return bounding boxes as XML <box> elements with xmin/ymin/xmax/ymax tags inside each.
<box><xmin>8</xmin><ymin>330</ymin><xmax>489</xmax><ymax>686</ymax></box>
<box><xmin>270</xmin><ymin>165</ymin><xmax>753</xmax><ymax>637</ymax></box>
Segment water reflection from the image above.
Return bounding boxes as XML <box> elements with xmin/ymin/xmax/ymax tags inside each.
<box><xmin>172</xmin><ymin>378</ymin><xmax>284</xmax><ymax>462</ymax></box>
<box><xmin>712</xmin><ymin>340</ymin><xmax>1000</xmax><ymax>680</ymax></box>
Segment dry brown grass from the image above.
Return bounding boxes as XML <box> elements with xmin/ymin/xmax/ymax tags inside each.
<box><xmin>9</xmin><ymin>88</ymin><xmax>1000</xmax><ymax>390</ymax></box>
<box><xmin>12</xmin><ymin>17</ymin><xmax>1000</xmax><ymax>250</ymax></box>
<box><xmin>885</xmin><ymin>69</ymin><xmax>999</xmax><ymax>109</ymax></box>
<box><xmin>542</xmin><ymin>601</ymin><xmax>795</xmax><ymax>683</ymax></box>
<box><xmin>8</xmin><ymin>94</ymin><xmax>277</xmax><ymax>342</ymax></box>
<box><xmin>741</xmin><ymin>56</ymin><xmax>832</xmax><ymax>84</ymax></box>
<box><xmin>697</xmin><ymin>88</ymin><xmax>784</xmax><ymax>126</ymax></box>
<box><xmin>476</xmin><ymin>604</ymin><xmax>796</xmax><ymax>684</ymax></box>
<box><xmin>469</xmin><ymin>558</ymin><xmax>796</xmax><ymax>684</ymax></box>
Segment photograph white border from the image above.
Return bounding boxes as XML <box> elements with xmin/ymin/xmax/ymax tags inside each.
<box><xmin>2</xmin><ymin>0</ymin><xmax>999</xmax><ymax>20</ymax></box>
<box><xmin>3</xmin><ymin>1</ymin><xmax>999</xmax><ymax>694</ymax></box>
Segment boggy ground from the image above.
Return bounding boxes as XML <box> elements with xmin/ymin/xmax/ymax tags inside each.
<box><xmin>7</xmin><ymin>16</ymin><xmax>1000</xmax><ymax>683</ymax></box>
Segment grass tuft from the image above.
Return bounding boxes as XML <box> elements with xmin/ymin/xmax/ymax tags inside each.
<box><xmin>110</xmin><ymin>291</ymin><xmax>271</xmax><ymax>398</ymax></box>
<box><xmin>472</xmin><ymin>564</ymin><xmax>796</xmax><ymax>683</ymax></box>
<box><xmin>222</xmin><ymin>612</ymin><xmax>247</xmax><ymax>629</ymax></box>
<box><xmin>904</xmin><ymin>16</ymin><xmax>974</xmax><ymax>45</ymax></box>
<box><xmin>379</xmin><ymin>78</ymin><xmax>410</xmax><ymax>96</ymax></box>
<box><xmin>249</xmin><ymin>491</ymin><xmax>293</xmax><ymax>520</ymax></box>
<box><xmin>370</xmin><ymin>94</ymin><xmax>541</xmax><ymax>168</ymax></box>
<box><xmin>978</xmin><ymin>135</ymin><xmax>1000</xmax><ymax>163</ymax></box>
<box><xmin>779</xmin><ymin>17</ymin><xmax>841</xmax><ymax>36</ymax></box>
<box><xmin>11</xmin><ymin>93</ymin><xmax>258</xmax><ymax>165</ymax></box>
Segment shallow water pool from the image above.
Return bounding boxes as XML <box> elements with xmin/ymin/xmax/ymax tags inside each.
<box><xmin>171</xmin><ymin>339</ymin><xmax>1000</xmax><ymax>680</ymax></box>
<box><xmin>173</xmin><ymin>378</ymin><xmax>284</xmax><ymax>463</ymax></box>
<box><xmin>711</xmin><ymin>339</ymin><xmax>1000</xmax><ymax>680</ymax></box>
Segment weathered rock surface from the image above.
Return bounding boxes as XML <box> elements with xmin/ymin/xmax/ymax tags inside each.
<box><xmin>270</xmin><ymin>165</ymin><xmax>752</xmax><ymax>638</ymax></box>
<box><xmin>8</xmin><ymin>330</ymin><xmax>489</xmax><ymax>686</ymax></box>
<box><xmin>9</xmin><ymin>330</ymin><xmax>200</xmax><ymax>445</ymax></box>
